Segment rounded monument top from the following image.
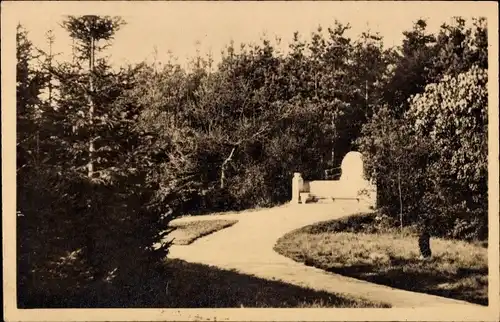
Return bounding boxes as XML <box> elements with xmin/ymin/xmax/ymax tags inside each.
<box><xmin>340</xmin><ymin>151</ymin><xmax>364</xmax><ymax>181</ymax></box>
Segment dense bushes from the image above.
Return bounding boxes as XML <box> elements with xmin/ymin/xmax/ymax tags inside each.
<box><xmin>357</xmin><ymin>18</ymin><xmax>488</xmax><ymax>241</ymax></box>
<box><xmin>408</xmin><ymin>66</ymin><xmax>488</xmax><ymax>239</ymax></box>
<box><xmin>360</xmin><ymin>66</ymin><xmax>488</xmax><ymax>241</ymax></box>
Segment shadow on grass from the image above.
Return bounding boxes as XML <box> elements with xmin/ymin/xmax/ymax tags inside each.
<box><xmin>323</xmin><ymin>263</ymin><xmax>488</xmax><ymax>306</ymax></box>
<box><xmin>19</xmin><ymin>259</ymin><xmax>389</xmax><ymax>308</ymax></box>
<box><xmin>280</xmin><ymin>212</ymin><xmax>488</xmax><ymax>306</ymax></box>
<box><xmin>282</xmin><ymin>213</ymin><xmax>488</xmax><ymax>305</ymax></box>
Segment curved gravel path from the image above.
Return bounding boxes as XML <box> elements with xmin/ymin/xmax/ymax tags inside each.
<box><xmin>168</xmin><ymin>202</ymin><xmax>479</xmax><ymax>308</ymax></box>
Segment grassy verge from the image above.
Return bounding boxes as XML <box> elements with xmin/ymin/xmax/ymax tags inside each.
<box><xmin>274</xmin><ymin>213</ymin><xmax>488</xmax><ymax>306</ymax></box>
<box><xmin>168</xmin><ymin>219</ymin><xmax>238</xmax><ymax>245</ymax></box>
<box><xmin>19</xmin><ymin>259</ymin><xmax>389</xmax><ymax>308</ymax></box>
<box><xmin>181</xmin><ymin>204</ymin><xmax>282</xmax><ymax>219</ymax></box>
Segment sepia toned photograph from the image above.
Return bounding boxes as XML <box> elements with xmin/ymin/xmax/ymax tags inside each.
<box><xmin>2</xmin><ymin>1</ymin><xmax>499</xmax><ymax>321</ymax></box>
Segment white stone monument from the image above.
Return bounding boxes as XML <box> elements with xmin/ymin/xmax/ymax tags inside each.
<box><xmin>290</xmin><ymin>152</ymin><xmax>376</xmax><ymax>208</ymax></box>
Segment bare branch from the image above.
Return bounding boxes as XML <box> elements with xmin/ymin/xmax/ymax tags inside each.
<box><xmin>222</xmin><ymin>146</ymin><xmax>236</xmax><ymax>167</ymax></box>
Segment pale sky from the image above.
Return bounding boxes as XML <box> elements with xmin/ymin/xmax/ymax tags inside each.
<box><xmin>7</xmin><ymin>1</ymin><xmax>494</xmax><ymax>69</ymax></box>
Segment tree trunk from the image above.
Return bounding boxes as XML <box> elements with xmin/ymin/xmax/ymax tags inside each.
<box><xmin>220</xmin><ymin>147</ymin><xmax>236</xmax><ymax>189</ymax></box>
<box><xmin>331</xmin><ymin>116</ymin><xmax>335</xmax><ymax>166</ymax></box>
<box><xmin>397</xmin><ymin>168</ymin><xmax>403</xmax><ymax>233</ymax></box>
<box><xmin>86</xmin><ymin>37</ymin><xmax>99</xmax><ymax>280</ymax></box>
<box><xmin>88</xmin><ymin>36</ymin><xmax>95</xmax><ymax>178</ymax></box>
<box><xmin>220</xmin><ymin>168</ymin><xmax>225</xmax><ymax>189</ymax></box>
<box><xmin>418</xmin><ymin>230</ymin><xmax>432</xmax><ymax>258</ymax></box>
<box><xmin>47</xmin><ymin>31</ymin><xmax>53</xmax><ymax>108</ymax></box>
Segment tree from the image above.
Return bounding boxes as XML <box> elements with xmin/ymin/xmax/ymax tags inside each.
<box><xmin>356</xmin><ymin>17</ymin><xmax>489</xmax><ymax>259</ymax></box>
<box><xmin>20</xmin><ymin>15</ymin><xmax>177</xmax><ymax>289</ymax></box>
<box><xmin>382</xmin><ymin>16</ymin><xmax>487</xmax><ymax>117</ymax></box>
<box><xmin>128</xmin><ymin>57</ymin><xmax>204</xmax><ymax>215</ymax></box>
<box><xmin>430</xmin><ymin>17</ymin><xmax>488</xmax><ymax>82</ymax></box>
<box><xmin>61</xmin><ymin>15</ymin><xmax>126</xmax><ymax>178</ymax></box>
<box><xmin>347</xmin><ymin>30</ymin><xmax>393</xmax><ymax>152</ymax></box>
<box><xmin>278</xmin><ymin>23</ymin><xmax>357</xmax><ymax>175</ymax></box>
<box><xmin>16</xmin><ymin>23</ymin><xmax>48</xmax><ymax>303</ymax></box>
<box><xmin>407</xmin><ymin>65</ymin><xmax>488</xmax><ymax>241</ymax></box>
<box><xmin>185</xmin><ymin>40</ymin><xmax>294</xmax><ymax>207</ymax></box>
<box><xmin>383</xmin><ymin>19</ymin><xmax>437</xmax><ymax>115</ymax></box>
<box><xmin>16</xmin><ymin>24</ymin><xmax>44</xmax><ymax>171</ymax></box>
<box><xmin>356</xmin><ymin>105</ymin><xmax>433</xmax><ymax>234</ymax></box>
<box><xmin>305</xmin><ymin>23</ymin><xmax>353</xmax><ymax>171</ymax></box>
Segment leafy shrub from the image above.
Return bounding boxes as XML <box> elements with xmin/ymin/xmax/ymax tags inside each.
<box><xmin>358</xmin><ymin>66</ymin><xmax>488</xmax><ymax>241</ymax></box>
<box><xmin>407</xmin><ymin>66</ymin><xmax>488</xmax><ymax>240</ymax></box>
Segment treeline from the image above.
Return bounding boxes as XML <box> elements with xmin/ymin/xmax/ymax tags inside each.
<box><xmin>16</xmin><ymin>16</ymin><xmax>487</xmax><ymax>306</ymax></box>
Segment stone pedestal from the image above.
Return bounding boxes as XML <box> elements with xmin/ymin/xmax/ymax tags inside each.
<box><xmin>291</xmin><ymin>172</ymin><xmax>304</xmax><ymax>204</ymax></box>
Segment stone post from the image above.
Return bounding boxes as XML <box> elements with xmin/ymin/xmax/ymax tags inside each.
<box><xmin>291</xmin><ymin>172</ymin><xmax>303</xmax><ymax>204</ymax></box>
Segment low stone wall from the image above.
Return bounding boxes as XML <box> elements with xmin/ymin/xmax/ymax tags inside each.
<box><xmin>297</xmin><ymin>178</ymin><xmax>375</xmax><ymax>205</ymax></box>
<box><xmin>308</xmin><ymin>180</ymin><xmax>341</xmax><ymax>198</ymax></box>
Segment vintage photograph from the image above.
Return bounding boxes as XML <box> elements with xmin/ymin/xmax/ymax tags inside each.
<box><xmin>2</xmin><ymin>1</ymin><xmax>499</xmax><ymax>321</ymax></box>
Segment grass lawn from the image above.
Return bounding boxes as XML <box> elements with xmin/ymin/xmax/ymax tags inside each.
<box><xmin>167</xmin><ymin>219</ymin><xmax>238</xmax><ymax>245</ymax></box>
<box><xmin>274</xmin><ymin>213</ymin><xmax>488</xmax><ymax>306</ymax></box>
<box><xmin>19</xmin><ymin>259</ymin><xmax>389</xmax><ymax>308</ymax></box>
